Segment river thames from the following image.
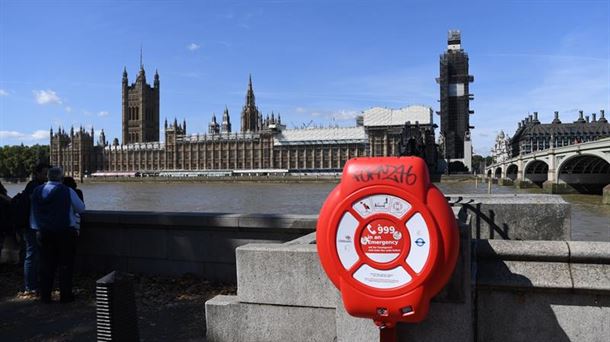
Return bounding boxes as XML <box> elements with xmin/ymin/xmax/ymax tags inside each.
<box><xmin>4</xmin><ymin>181</ymin><xmax>609</xmax><ymax>242</ymax></box>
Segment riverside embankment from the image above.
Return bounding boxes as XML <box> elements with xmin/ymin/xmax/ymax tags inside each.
<box><xmin>4</xmin><ymin>179</ymin><xmax>609</xmax><ymax>241</ymax></box>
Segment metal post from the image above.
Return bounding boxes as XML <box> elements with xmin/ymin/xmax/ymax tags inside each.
<box><xmin>380</xmin><ymin>325</ymin><xmax>397</xmax><ymax>342</ymax></box>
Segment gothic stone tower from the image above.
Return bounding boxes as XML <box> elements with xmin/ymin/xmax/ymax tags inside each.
<box><xmin>437</xmin><ymin>30</ymin><xmax>474</xmax><ymax>159</ymax></box>
<box><xmin>241</xmin><ymin>75</ymin><xmax>260</xmax><ymax>132</ymax></box>
<box><xmin>122</xmin><ymin>62</ymin><xmax>160</xmax><ymax>144</ymax></box>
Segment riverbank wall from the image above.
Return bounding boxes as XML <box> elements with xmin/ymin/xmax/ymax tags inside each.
<box><xmin>0</xmin><ymin>194</ymin><xmax>571</xmax><ymax>281</ymax></box>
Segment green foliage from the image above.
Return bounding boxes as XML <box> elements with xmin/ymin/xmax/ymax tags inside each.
<box><xmin>471</xmin><ymin>154</ymin><xmax>494</xmax><ymax>174</ymax></box>
<box><xmin>0</xmin><ymin>144</ymin><xmax>50</xmax><ymax>179</ymax></box>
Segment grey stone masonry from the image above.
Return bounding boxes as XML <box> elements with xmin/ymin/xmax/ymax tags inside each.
<box><xmin>205</xmin><ymin>295</ymin><xmax>336</xmax><ymax>342</ymax></box>
<box><xmin>236</xmin><ymin>234</ymin><xmax>337</xmax><ymax>308</ymax></box>
<box><xmin>76</xmin><ymin>211</ymin><xmax>316</xmax><ymax>282</ymax></box>
<box><xmin>448</xmin><ymin>194</ymin><xmax>571</xmax><ymax>240</ymax></box>
<box><xmin>206</xmin><ymin>207</ymin><xmax>473</xmax><ymax>342</ymax></box>
<box><xmin>206</xmin><ymin>210</ymin><xmax>610</xmax><ymax>341</ymax></box>
<box><xmin>476</xmin><ymin>239</ymin><xmax>610</xmax><ymax>341</ymax></box>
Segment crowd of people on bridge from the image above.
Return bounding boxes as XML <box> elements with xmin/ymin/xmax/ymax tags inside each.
<box><xmin>0</xmin><ymin>163</ymin><xmax>85</xmax><ymax>303</ymax></box>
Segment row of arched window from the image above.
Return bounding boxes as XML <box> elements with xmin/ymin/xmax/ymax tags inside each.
<box><xmin>128</xmin><ymin>107</ymin><xmax>139</xmax><ymax>121</ymax></box>
<box><xmin>128</xmin><ymin>107</ymin><xmax>155</xmax><ymax>121</ymax></box>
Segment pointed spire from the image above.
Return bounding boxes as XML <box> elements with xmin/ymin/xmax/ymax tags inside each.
<box><xmin>123</xmin><ymin>66</ymin><xmax>128</xmax><ymax>80</ymax></box>
<box><xmin>164</xmin><ymin>118</ymin><xmax>168</xmax><ymax>129</ymax></box>
<box><xmin>183</xmin><ymin>119</ymin><xmax>187</xmax><ymax>133</ymax></box>
<box><xmin>140</xmin><ymin>45</ymin><xmax>143</xmax><ymax>69</ymax></box>
<box><xmin>174</xmin><ymin>117</ymin><xmax>178</xmax><ymax>128</ymax></box>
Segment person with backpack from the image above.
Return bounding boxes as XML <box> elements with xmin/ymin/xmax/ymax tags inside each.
<box><xmin>31</xmin><ymin>167</ymin><xmax>85</xmax><ymax>303</ymax></box>
<box><xmin>15</xmin><ymin>162</ymin><xmax>50</xmax><ymax>297</ymax></box>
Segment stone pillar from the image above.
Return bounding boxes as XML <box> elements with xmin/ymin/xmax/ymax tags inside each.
<box><xmin>543</xmin><ymin>152</ymin><xmax>557</xmax><ymax>193</ymax></box>
<box><xmin>516</xmin><ymin>157</ymin><xmax>524</xmax><ymax>181</ymax></box>
<box><xmin>603</xmin><ymin>184</ymin><xmax>610</xmax><ymax>205</ymax></box>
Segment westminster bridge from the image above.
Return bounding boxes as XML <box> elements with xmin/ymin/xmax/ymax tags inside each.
<box><xmin>485</xmin><ymin>137</ymin><xmax>610</xmax><ymax>195</ymax></box>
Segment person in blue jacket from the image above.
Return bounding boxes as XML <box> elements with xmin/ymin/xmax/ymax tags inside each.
<box><xmin>31</xmin><ymin>167</ymin><xmax>85</xmax><ymax>303</ymax></box>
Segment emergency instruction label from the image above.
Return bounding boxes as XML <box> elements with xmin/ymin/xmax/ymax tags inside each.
<box><xmin>359</xmin><ymin>217</ymin><xmax>405</xmax><ymax>263</ymax></box>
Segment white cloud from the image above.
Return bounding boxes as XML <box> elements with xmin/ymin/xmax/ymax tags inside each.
<box><xmin>295</xmin><ymin>107</ymin><xmax>306</xmax><ymax>113</ymax></box>
<box><xmin>187</xmin><ymin>43</ymin><xmax>200</xmax><ymax>51</ymax></box>
<box><xmin>33</xmin><ymin>89</ymin><xmax>62</xmax><ymax>105</ymax></box>
<box><xmin>0</xmin><ymin>89</ymin><xmax>8</xmax><ymax>96</ymax></box>
<box><xmin>0</xmin><ymin>129</ymin><xmax>49</xmax><ymax>141</ymax></box>
<box><xmin>98</xmin><ymin>111</ymin><xmax>109</xmax><ymax>117</ymax></box>
<box><xmin>65</xmin><ymin>106</ymin><xmax>72</xmax><ymax>113</ymax></box>
<box><xmin>31</xmin><ymin>130</ymin><xmax>48</xmax><ymax>139</ymax></box>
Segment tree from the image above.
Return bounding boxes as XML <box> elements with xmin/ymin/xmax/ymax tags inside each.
<box><xmin>0</xmin><ymin>144</ymin><xmax>50</xmax><ymax>179</ymax></box>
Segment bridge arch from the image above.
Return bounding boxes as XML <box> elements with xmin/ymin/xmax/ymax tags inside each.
<box><xmin>506</xmin><ymin>164</ymin><xmax>518</xmax><ymax>180</ymax></box>
<box><xmin>494</xmin><ymin>167</ymin><xmax>502</xmax><ymax>179</ymax></box>
<box><xmin>557</xmin><ymin>153</ymin><xmax>610</xmax><ymax>194</ymax></box>
<box><xmin>524</xmin><ymin>160</ymin><xmax>548</xmax><ymax>186</ymax></box>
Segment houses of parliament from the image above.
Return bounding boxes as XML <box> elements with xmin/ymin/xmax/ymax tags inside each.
<box><xmin>50</xmin><ymin>64</ymin><xmax>438</xmax><ymax>177</ymax></box>
<box><xmin>50</xmin><ymin>32</ymin><xmax>476</xmax><ymax>177</ymax></box>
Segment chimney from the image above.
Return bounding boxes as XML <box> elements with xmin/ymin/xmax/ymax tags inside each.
<box><xmin>599</xmin><ymin>109</ymin><xmax>607</xmax><ymax>123</ymax></box>
<box><xmin>592</xmin><ymin>113</ymin><xmax>597</xmax><ymax>122</ymax></box>
<box><xmin>552</xmin><ymin>111</ymin><xmax>561</xmax><ymax>124</ymax></box>
<box><xmin>586</xmin><ymin>115</ymin><xmax>590</xmax><ymax>123</ymax></box>
<box><xmin>533</xmin><ymin>112</ymin><xmax>540</xmax><ymax>124</ymax></box>
<box><xmin>576</xmin><ymin>110</ymin><xmax>586</xmax><ymax>123</ymax></box>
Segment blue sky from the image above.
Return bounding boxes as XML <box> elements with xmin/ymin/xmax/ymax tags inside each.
<box><xmin>0</xmin><ymin>0</ymin><xmax>608</xmax><ymax>155</ymax></box>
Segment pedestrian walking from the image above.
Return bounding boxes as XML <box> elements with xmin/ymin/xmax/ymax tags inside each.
<box><xmin>31</xmin><ymin>167</ymin><xmax>85</xmax><ymax>303</ymax></box>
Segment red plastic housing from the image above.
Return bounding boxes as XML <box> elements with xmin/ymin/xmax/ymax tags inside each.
<box><xmin>316</xmin><ymin>157</ymin><xmax>459</xmax><ymax>326</ymax></box>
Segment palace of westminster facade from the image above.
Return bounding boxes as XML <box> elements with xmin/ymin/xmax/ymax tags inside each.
<box><xmin>50</xmin><ymin>66</ymin><xmax>438</xmax><ymax>177</ymax></box>
<box><xmin>50</xmin><ymin>32</ymin><xmax>480</xmax><ymax>176</ymax></box>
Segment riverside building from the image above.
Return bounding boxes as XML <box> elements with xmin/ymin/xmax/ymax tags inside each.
<box><xmin>508</xmin><ymin>110</ymin><xmax>610</xmax><ymax>157</ymax></box>
<box><xmin>50</xmin><ymin>31</ymin><xmax>478</xmax><ymax>177</ymax></box>
<box><xmin>50</xmin><ymin>68</ymin><xmax>437</xmax><ymax>178</ymax></box>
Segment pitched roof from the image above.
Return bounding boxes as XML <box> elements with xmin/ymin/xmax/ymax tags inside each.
<box><xmin>274</xmin><ymin>126</ymin><xmax>366</xmax><ymax>146</ymax></box>
<box><xmin>363</xmin><ymin>105</ymin><xmax>433</xmax><ymax>127</ymax></box>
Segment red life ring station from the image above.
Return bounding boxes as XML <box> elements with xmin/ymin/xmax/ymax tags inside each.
<box><xmin>317</xmin><ymin>157</ymin><xmax>459</xmax><ymax>331</ymax></box>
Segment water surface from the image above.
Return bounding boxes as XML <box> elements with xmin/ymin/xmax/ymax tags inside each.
<box><xmin>4</xmin><ymin>180</ymin><xmax>608</xmax><ymax>241</ymax></box>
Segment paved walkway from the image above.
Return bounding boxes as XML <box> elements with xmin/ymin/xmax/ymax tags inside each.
<box><xmin>0</xmin><ymin>263</ymin><xmax>235</xmax><ymax>341</ymax></box>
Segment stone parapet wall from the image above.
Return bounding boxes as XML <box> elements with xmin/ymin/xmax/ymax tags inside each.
<box><xmin>475</xmin><ymin>239</ymin><xmax>610</xmax><ymax>341</ymax></box>
<box><xmin>448</xmin><ymin>194</ymin><xmax>571</xmax><ymax>240</ymax></box>
<box><xmin>75</xmin><ymin>211</ymin><xmax>317</xmax><ymax>282</ymax></box>
<box><xmin>206</xmin><ymin>213</ymin><xmax>609</xmax><ymax>341</ymax></box>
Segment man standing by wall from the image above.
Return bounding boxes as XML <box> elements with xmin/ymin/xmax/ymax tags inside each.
<box><xmin>31</xmin><ymin>167</ymin><xmax>85</xmax><ymax>303</ymax></box>
<box><xmin>14</xmin><ymin>163</ymin><xmax>50</xmax><ymax>297</ymax></box>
